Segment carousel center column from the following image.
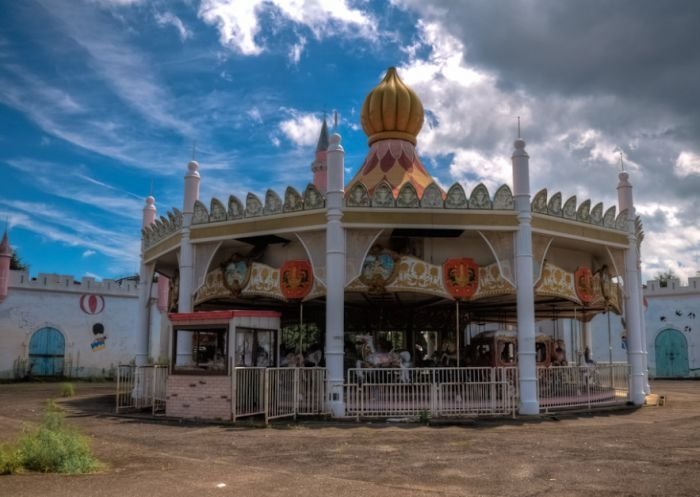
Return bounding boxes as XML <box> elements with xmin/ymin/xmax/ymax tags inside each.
<box><xmin>512</xmin><ymin>136</ymin><xmax>539</xmax><ymax>415</ymax></box>
<box><xmin>325</xmin><ymin>132</ymin><xmax>346</xmax><ymax>417</ymax></box>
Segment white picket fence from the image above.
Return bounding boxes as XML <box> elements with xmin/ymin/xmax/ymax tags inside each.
<box><xmin>345</xmin><ymin>367</ymin><xmax>518</xmax><ymax>418</ymax></box>
<box><xmin>116</xmin><ymin>365</ymin><xmax>168</xmax><ymax>414</ymax></box>
<box><xmin>116</xmin><ymin>363</ymin><xmax>629</xmax><ymax>420</ymax></box>
<box><xmin>538</xmin><ymin>364</ymin><xmax>629</xmax><ymax>412</ymax></box>
<box><xmin>232</xmin><ymin>367</ymin><xmax>327</xmax><ymax>423</ymax></box>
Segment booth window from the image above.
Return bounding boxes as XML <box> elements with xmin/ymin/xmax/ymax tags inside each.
<box><xmin>172</xmin><ymin>326</ymin><xmax>228</xmax><ymax>374</ymax></box>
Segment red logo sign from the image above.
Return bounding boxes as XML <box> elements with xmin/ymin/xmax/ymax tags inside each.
<box><xmin>280</xmin><ymin>260</ymin><xmax>314</xmax><ymax>300</ymax></box>
<box><xmin>80</xmin><ymin>294</ymin><xmax>105</xmax><ymax>314</ymax></box>
<box><xmin>575</xmin><ymin>267</ymin><xmax>594</xmax><ymax>305</ymax></box>
<box><xmin>443</xmin><ymin>258</ymin><xmax>479</xmax><ymax>299</ymax></box>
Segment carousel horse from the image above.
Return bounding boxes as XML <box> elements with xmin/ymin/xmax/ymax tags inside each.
<box><xmin>355</xmin><ymin>335</ymin><xmax>412</xmax><ymax>382</ymax></box>
<box><xmin>303</xmin><ymin>343</ymin><xmax>324</xmax><ymax>367</ymax></box>
<box><xmin>551</xmin><ymin>339</ymin><xmax>567</xmax><ymax>366</ymax></box>
<box><xmin>439</xmin><ymin>341</ymin><xmax>459</xmax><ymax>367</ymax></box>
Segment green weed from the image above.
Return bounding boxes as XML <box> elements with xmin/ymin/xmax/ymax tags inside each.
<box><xmin>0</xmin><ymin>401</ymin><xmax>103</xmax><ymax>474</ymax></box>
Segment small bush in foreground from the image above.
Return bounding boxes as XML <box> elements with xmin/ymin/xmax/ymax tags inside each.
<box><xmin>60</xmin><ymin>383</ymin><xmax>75</xmax><ymax>397</ymax></box>
<box><xmin>14</xmin><ymin>402</ymin><xmax>101</xmax><ymax>474</ymax></box>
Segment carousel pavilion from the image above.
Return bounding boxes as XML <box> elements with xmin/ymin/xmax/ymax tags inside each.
<box><xmin>132</xmin><ymin>67</ymin><xmax>649</xmax><ymax>420</ymax></box>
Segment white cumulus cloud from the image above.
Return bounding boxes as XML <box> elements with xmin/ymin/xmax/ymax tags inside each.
<box><xmin>279</xmin><ymin>111</ymin><xmax>322</xmax><ymax>147</ymax></box>
<box><xmin>198</xmin><ymin>0</ymin><xmax>376</xmax><ymax>56</ymax></box>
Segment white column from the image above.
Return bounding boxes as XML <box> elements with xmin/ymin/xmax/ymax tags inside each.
<box><xmin>136</xmin><ymin>196</ymin><xmax>157</xmax><ymax>365</ymax></box>
<box><xmin>512</xmin><ymin>137</ymin><xmax>539</xmax><ymax>415</ymax></box>
<box><xmin>325</xmin><ymin>132</ymin><xmax>346</xmax><ymax>417</ymax></box>
<box><xmin>179</xmin><ymin>160</ymin><xmax>200</xmax><ymax>313</ymax></box>
<box><xmin>176</xmin><ymin>161</ymin><xmax>200</xmax><ymax>365</ymax></box>
<box><xmin>617</xmin><ymin>172</ymin><xmax>646</xmax><ymax>405</ymax></box>
<box><xmin>638</xmin><ymin>263</ymin><xmax>650</xmax><ymax>393</ymax></box>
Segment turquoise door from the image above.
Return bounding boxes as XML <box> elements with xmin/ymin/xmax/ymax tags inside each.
<box><xmin>655</xmin><ymin>329</ymin><xmax>689</xmax><ymax>378</ymax></box>
<box><xmin>28</xmin><ymin>327</ymin><xmax>65</xmax><ymax>376</ymax></box>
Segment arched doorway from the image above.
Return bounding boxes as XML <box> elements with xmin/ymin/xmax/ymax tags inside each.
<box><xmin>28</xmin><ymin>327</ymin><xmax>65</xmax><ymax>376</ymax></box>
<box><xmin>655</xmin><ymin>329</ymin><xmax>689</xmax><ymax>378</ymax></box>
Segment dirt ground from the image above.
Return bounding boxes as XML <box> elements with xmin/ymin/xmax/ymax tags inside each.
<box><xmin>0</xmin><ymin>381</ymin><xmax>699</xmax><ymax>497</ymax></box>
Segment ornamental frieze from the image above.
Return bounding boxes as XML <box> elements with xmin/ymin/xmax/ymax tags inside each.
<box><xmin>472</xmin><ymin>263</ymin><xmax>515</xmax><ymax>300</ymax></box>
<box><xmin>385</xmin><ymin>256</ymin><xmax>446</xmax><ymax>298</ymax></box>
<box><xmin>242</xmin><ymin>263</ymin><xmax>282</xmax><ymax>300</ymax></box>
<box><xmin>536</xmin><ymin>262</ymin><xmax>578</xmax><ymax>302</ymax></box>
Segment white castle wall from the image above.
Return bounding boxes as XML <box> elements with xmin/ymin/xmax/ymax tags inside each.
<box><xmin>0</xmin><ymin>271</ymin><xmax>165</xmax><ymax>379</ymax></box>
<box><xmin>588</xmin><ymin>276</ymin><xmax>700</xmax><ymax>377</ymax></box>
<box><xmin>643</xmin><ymin>276</ymin><xmax>700</xmax><ymax>378</ymax></box>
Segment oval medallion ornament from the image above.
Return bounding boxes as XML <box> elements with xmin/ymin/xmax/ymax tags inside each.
<box><xmin>575</xmin><ymin>267</ymin><xmax>594</xmax><ymax>305</ymax></box>
<box><xmin>80</xmin><ymin>294</ymin><xmax>105</xmax><ymax>314</ymax></box>
<box><xmin>360</xmin><ymin>246</ymin><xmax>398</xmax><ymax>294</ymax></box>
<box><xmin>443</xmin><ymin>258</ymin><xmax>479</xmax><ymax>299</ymax></box>
<box><xmin>280</xmin><ymin>260</ymin><xmax>313</xmax><ymax>300</ymax></box>
<box><xmin>222</xmin><ymin>255</ymin><xmax>250</xmax><ymax>296</ymax></box>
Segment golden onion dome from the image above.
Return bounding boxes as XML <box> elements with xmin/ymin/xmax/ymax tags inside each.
<box><xmin>360</xmin><ymin>67</ymin><xmax>424</xmax><ymax>146</ymax></box>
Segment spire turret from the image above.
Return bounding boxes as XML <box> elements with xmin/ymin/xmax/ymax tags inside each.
<box><xmin>0</xmin><ymin>229</ymin><xmax>13</xmax><ymax>302</ymax></box>
<box><xmin>311</xmin><ymin>116</ymin><xmax>329</xmax><ymax>193</ymax></box>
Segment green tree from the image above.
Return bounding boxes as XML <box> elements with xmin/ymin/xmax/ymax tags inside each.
<box><xmin>656</xmin><ymin>270</ymin><xmax>677</xmax><ymax>288</ymax></box>
<box><xmin>9</xmin><ymin>250</ymin><xmax>29</xmax><ymax>271</ymax></box>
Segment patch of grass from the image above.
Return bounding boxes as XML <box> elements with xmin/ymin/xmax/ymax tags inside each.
<box><xmin>0</xmin><ymin>401</ymin><xmax>102</xmax><ymax>474</ymax></box>
<box><xmin>60</xmin><ymin>382</ymin><xmax>75</xmax><ymax>397</ymax></box>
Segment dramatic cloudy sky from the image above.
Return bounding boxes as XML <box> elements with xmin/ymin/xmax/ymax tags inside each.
<box><xmin>1</xmin><ymin>0</ymin><xmax>698</xmax><ymax>282</ymax></box>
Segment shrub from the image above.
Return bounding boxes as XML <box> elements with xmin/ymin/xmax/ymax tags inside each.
<box><xmin>0</xmin><ymin>443</ymin><xmax>22</xmax><ymax>475</ymax></box>
<box><xmin>60</xmin><ymin>383</ymin><xmax>76</xmax><ymax>397</ymax></box>
<box><xmin>17</xmin><ymin>403</ymin><xmax>101</xmax><ymax>474</ymax></box>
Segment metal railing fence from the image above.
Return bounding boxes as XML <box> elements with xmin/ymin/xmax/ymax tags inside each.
<box><xmin>537</xmin><ymin>364</ymin><xmax>629</xmax><ymax>411</ymax></box>
<box><xmin>116</xmin><ymin>365</ymin><xmax>168</xmax><ymax>415</ymax></box>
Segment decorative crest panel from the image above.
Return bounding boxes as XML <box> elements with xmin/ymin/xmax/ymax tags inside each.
<box><xmin>210</xmin><ymin>198</ymin><xmax>227</xmax><ymax>222</ymax></box>
<box><xmin>445</xmin><ymin>183</ymin><xmax>468</xmax><ymax>209</ymax></box>
<box><xmin>469</xmin><ymin>184</ymin><xmax>492</xmax><ymax>209</ymax></box>
<box><xmin>590</xmin><ymin>202</ymin><xmax>603</xmax><ymax>225</ymax></box>
<box><xmin>303</xmin><ymin>184</ymin><xmax>324</xmax><ymax>209</ymax></box>
<box><xmin>531</xmin><ymin>189</ymin><xmax>548</xmax><ymax>213</ymax></box>
<box><xmin>283</xmin><ymin>186</ymin><xmax>303</xmax><ymax>212</ymax></box>
<box><xmin>562</xmin><ymin>196</ymin><xmax>577</xmax><ymax>220</ymax></box>
<box><xmin>492</xmin><ymin>184</ymin><xmax>514</xmax><ymax>210</ymax></box>
<box><xmin>346</xmin><ymin>183</ymin><xmax>370</xmax><ymax>207</ymax></box>
<box><xmin>603</xmin><ymin>206</ymin><xmax>617</xmax><ymax>228</ymax></box>
<box><xmin>396</xmin><ymin>182</ymin><xmax>419</xmax><ymax>208</ymax></box>
<box><xmin>228</xmin><ymin>195</ymin><xmax>244</xmax><ymax>219</ymax></box>
<box><xmin>577</xmin><ymin>199</ymin><xmax>591</xmax><ymax>223</ymax></box>
<box><xmin>421</xmin><ymin>183</ymin><xmax>444</xmax><ymax>208</ymax></box>
<box><xmin>548</xmin><ymin>192</ymin><xmax>562</xmax><ymax>216</ymax></box>
<box><xmin>264</xmin><ymin>189</ymin><xmax>283</xmax><ymax>215</ymax></box>
<box><xmin>192</xmin><ymin>200</ymin><xmax>209</xmax><ymax>225</ymax></box>
<box><xmin>371</xmin><ymin>182</ymin><xmax>395</xmax><ymax>208</ymax></box>
<box><xmin>245</xmin><ymin>193</ymin><xmax>263</xmax><ymax>217</ymax></box>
